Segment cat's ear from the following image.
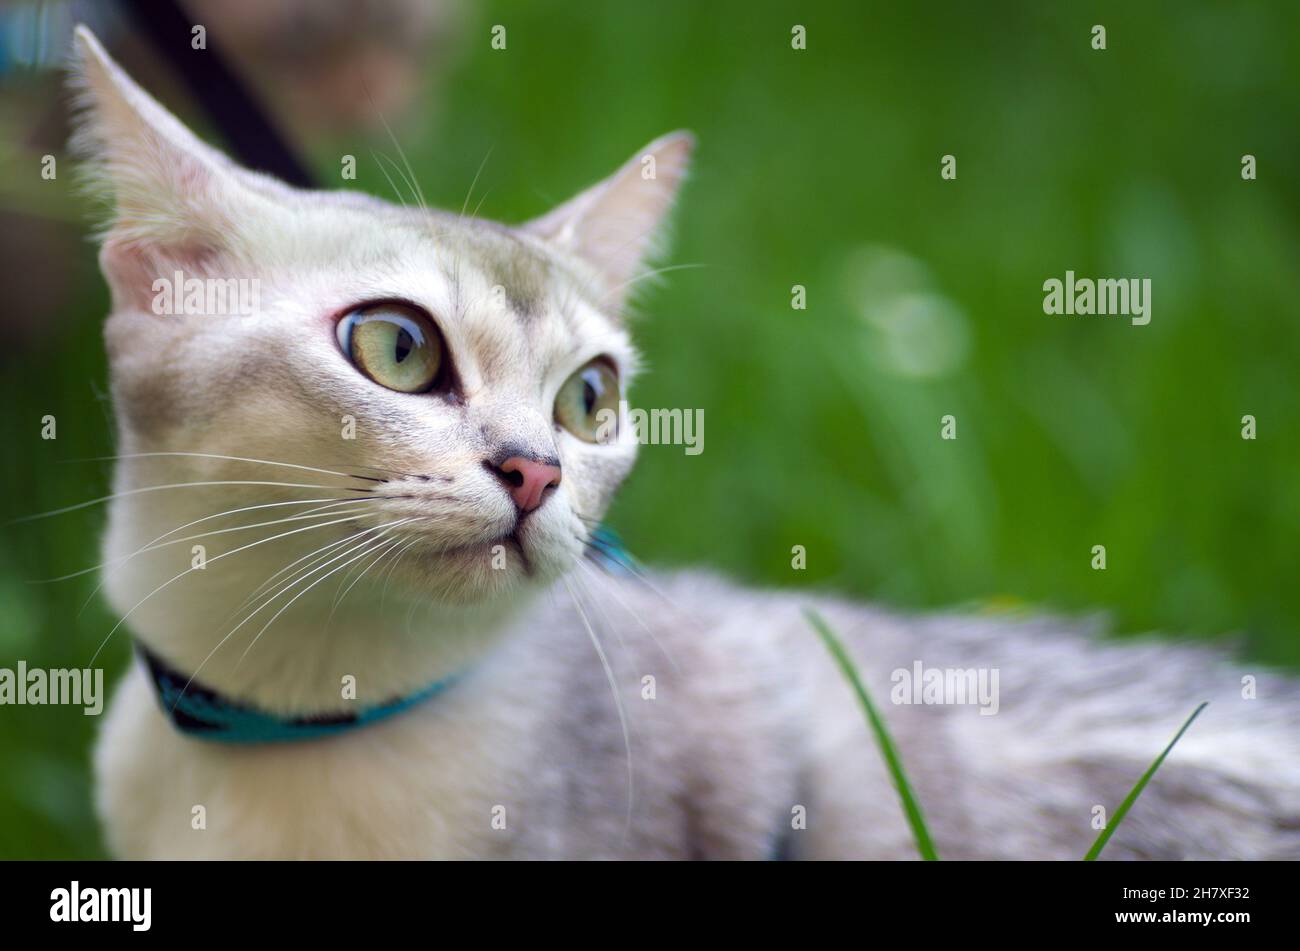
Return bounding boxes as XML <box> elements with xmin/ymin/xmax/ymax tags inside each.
<box><xmin>67</xmin><ymin>26</ymin><xmax>276</xmax><ymax>307</ymax></box>
<box><xmin>524</xmin><ymin>131</ymin><xmax>694</xmax><ymax>305</ymax></box>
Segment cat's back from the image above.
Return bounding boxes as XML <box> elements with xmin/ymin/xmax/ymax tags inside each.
<box><xmin>557</xmin><ymin>570</ymin><xmax>1300</xmax><ymax>859</ymax></box>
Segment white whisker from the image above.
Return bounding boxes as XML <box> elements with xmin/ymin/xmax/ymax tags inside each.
<box><xmin>574</xmin><ymin>559</ymin><xmax>681</xmax><ymax>674</ymax></box>
<box><xmin>327</xmin><ymin>532</ymin><xmax>410</xmax><ymax>628</ymax></box>
<box><xmin>234</xmin><ymin>520</ymin><xmax>421</xmax><ymax>669</ymax></box>
<box><xmin>597</xmin><ymin>262</ymin><xmax>707</xmax><ymax>304</ymax></box>
<box><xmin>68</xmin><ymin>452</ymin><xmax>376</xmax><ymax>481</ymax></box>
<box><xmin>460</xmin><ymin>145</ymin><xmax>495</xmax><ymax>219</ymax></box>
<box><xmin>15</xmin><ymin>481</ymin><xmax>368</xmax><ymax>523</ymax></box>
<box><xmin>373</xmin><ymin>150</ymin><xmax>415</xmax><ymax>209</ymax></box>
<box><xmin>380</xmin><ymin>535</ymin><xmax>425</xmax><ymax>609</ymax></box>
<box><xmin>178</xmin><ymin>520</ymin><xmax>419</xmax><ymax>695</ymax></box>
<box><xmin>87</xmin><ymin>513</ymin><xmax>368</xmax><ymax>666</ymax></box>
<box><xmin>71</xmin><ymin>498</ymin><xmax>378</xmax><ymax>621</ymax></box>
<box><xmin>570</xmin><ymin>564</ymin><xmax>629</xmax><ymax>653</ymax></box>
<box><xmin>562</xmin><ymin>575</ymin><xmax>635</xmax><ymax>841</ymax></box>
<box><xmin>39</xmin><ymin>501</ymin><xmax>376</xmax><ymax>583</ymax></box>
<box><xmin>236</xmin><ymin>520</ymin><xmax>381</xmax><ymax>612</ymax></box>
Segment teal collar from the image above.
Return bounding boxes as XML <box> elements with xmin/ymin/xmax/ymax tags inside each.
<box><xmin>584</xmin><ymin>524</ymin><xmax>639</xmax><ymax>577</ymax></box>
<box><xmin>140</xmin><ymin>526</ymin><xmax>635</xmax><ymax>744</ymax></box>
<box><xmin>138</xmin><ymin>644</ymin><xmax>458</xmax><ymax>744</ymax></box>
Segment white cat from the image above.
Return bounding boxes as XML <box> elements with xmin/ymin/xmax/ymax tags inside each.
<box><xmin>70</xmin><ymin>26</ymin><xmax>1299</xmax><ymax>860</ymax></box>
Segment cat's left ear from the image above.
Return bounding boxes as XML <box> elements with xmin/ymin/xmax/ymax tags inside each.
<box><xmin>524</xmin><ymin>131</ymin><xmax>694</xmax><ymax>305</ymax></box>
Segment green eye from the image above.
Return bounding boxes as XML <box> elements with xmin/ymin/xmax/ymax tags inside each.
<box><xmin>555</xmin><ymin>358</ymin><xmax>620</xmax><ymax>443</ymax></box>
<box><xmin>337</xmin><ymin>303</ymin><xmax>444</xmax><ymax>393</ymax></box>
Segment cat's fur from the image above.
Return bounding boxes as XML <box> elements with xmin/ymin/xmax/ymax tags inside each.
<box><xmin>71</xmin><ymin>26</ymin><xmax>1300</xmax><ymax>860</ymax></box>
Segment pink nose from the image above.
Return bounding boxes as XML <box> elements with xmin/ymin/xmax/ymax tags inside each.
<box><xmin>497</xmin><ymin>456</ymin><xmax>562</xmax><ymax>513</ymax></box>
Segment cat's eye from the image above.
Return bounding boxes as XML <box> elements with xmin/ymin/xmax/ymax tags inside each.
<box><xmin>555</xmin><ymin>358</ymin><xmax>620</xmax><ymax>443</ymax></box>
<box><xmin>336</xmin><ymin>303</ymin><xmax>444</xmax><ymax>394</ymax></box>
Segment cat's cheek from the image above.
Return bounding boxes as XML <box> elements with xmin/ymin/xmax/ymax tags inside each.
<box><xmin>101</xmin><ymin>315</ymin><xmax>205</xmax><ymax>439</ymax></box>
<box><xmin>565</xmin><ymin>445</ymin><xmax>638</xmax><ymax>518</ymax></box>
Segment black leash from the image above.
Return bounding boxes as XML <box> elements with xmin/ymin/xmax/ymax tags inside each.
<box><xmin>119</xmin><ymin>0</ymin><xmax>315</xmax><ymax>188</ymax></box>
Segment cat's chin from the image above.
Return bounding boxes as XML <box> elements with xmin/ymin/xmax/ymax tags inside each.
<box><xmin>389</xmin><ymin>533</ymin><xmax>574</xmax><ymax>606</ymax></box>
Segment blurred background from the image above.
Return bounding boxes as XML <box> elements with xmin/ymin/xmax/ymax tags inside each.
<box><xmin>0</xmin><ymin>0</ymin><xmax>1296</xmax><ymax>858</ymax></box>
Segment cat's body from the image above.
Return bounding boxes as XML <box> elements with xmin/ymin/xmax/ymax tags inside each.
<box><xmin>97</xmin><ymin>571</ymin><xmax>1300</xmax><ymax>859</ymax></box>
<box><xmin>69</xmin><ymin>26</ymin><xmax>1300</xmax><ymax>860</ymax></box>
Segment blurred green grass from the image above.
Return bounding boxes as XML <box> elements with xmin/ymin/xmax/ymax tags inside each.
<box><xmin>1</xmin><ymin>1</ymin><xmax>1297</xmax><ymax>857</ymax></box>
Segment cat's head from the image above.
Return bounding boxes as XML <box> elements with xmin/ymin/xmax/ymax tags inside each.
<box><xmin>70</xmin><ymin>27</ymin><xmax>690</xmax><ymax>620</ymax></box>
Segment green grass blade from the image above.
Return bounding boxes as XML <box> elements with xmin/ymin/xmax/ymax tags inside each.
<box><xmin>1083</xmin><ymin>701</ymin><xmax>1209</xmax><ymax>861</ymax></box>
<box><xmin>804</xmin><ymin>607</ymin><xmax>940</xmax><ymax>861</ymax></box>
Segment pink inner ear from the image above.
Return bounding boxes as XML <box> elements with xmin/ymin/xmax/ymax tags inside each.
<box><xmin>100</xmin><ymin>236</ymin><xmax>226</xmax><ymax>314</ymax></box>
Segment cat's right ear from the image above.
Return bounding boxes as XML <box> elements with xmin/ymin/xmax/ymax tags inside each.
<box><xmin>67</xmin><ymin>26</ymin><xmax>276</xmax><ymax>309</ymax></box>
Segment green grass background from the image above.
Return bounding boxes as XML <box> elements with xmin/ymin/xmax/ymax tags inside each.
<box><xmin>1</xmin><ymin>1</ymin><xmax>1297</xmax><ymax>857</ymax></box>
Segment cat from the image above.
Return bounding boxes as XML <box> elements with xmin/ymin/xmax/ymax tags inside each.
<box><xmin>68</xmin><ymin>25</ymin><xmax>1300</xmax><ymax>860</ymax></box>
